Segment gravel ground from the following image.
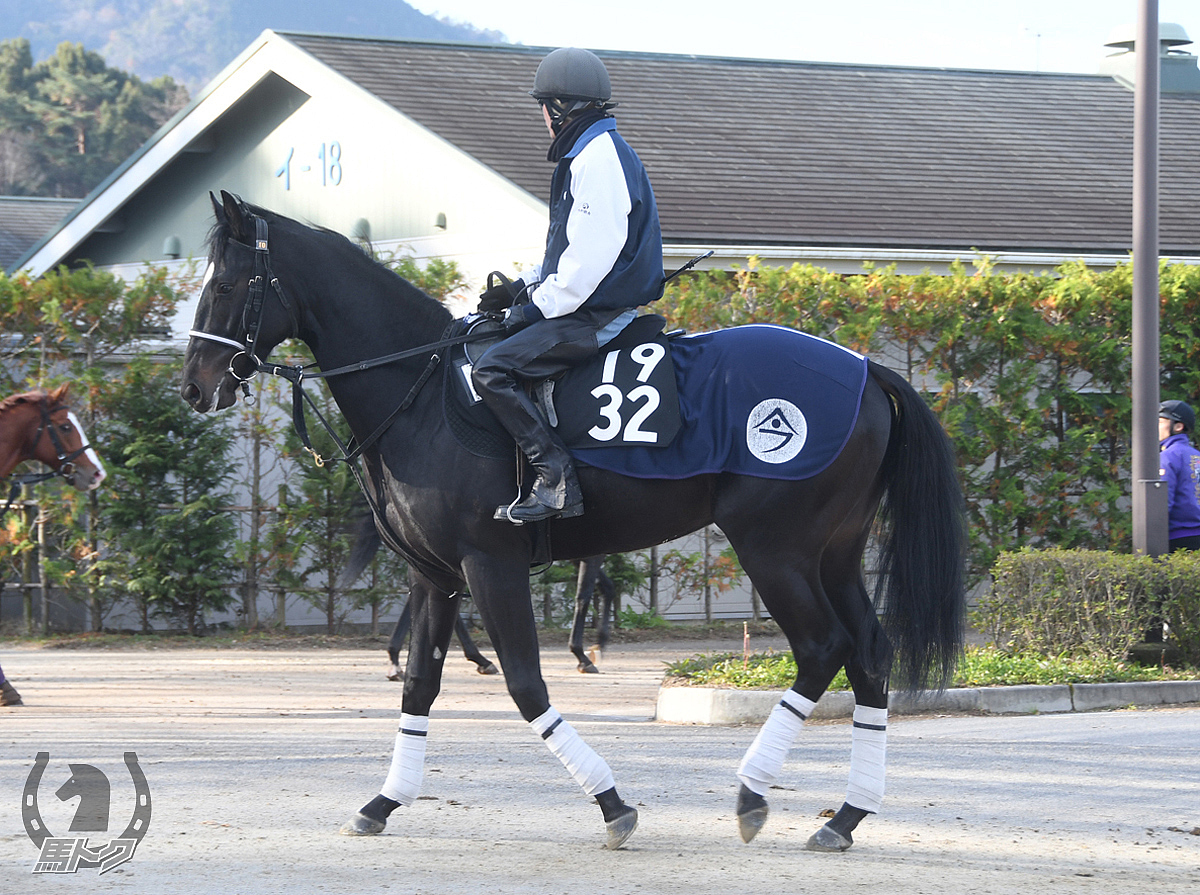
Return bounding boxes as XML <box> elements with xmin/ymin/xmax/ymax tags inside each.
<box><xmin>1</xmin><ymin>636</ymin><xmax>1199</xmax><ymax>894</ymax></box>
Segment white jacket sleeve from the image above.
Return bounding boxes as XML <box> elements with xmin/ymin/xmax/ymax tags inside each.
<box><xmin>532</xmin><ymin>133</ymin><xmax>632</xmax><ymax>319</ymax></box>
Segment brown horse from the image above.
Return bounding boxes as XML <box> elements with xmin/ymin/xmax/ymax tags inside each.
<box><xmin>0</xmin><ymin>384</ymin><xmax>106</xmax><ymax>705</ymax></box>
<box><xmin>0</xmin><ymin>385</ymin><xmax>106</xmax><ymax>494</ymax></box>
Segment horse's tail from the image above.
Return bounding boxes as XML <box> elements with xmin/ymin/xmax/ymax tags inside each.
<box><xmin>868</xmin><ymin>360</ymin><xmax>966</xmax><ymax>692</ymax></box>
<box><xmin>338</xmin><ymin>509</ymin><xmax>383</xmax><ymax>589</ymax></box>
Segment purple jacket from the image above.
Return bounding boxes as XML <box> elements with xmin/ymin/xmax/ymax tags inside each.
<box><xmin>1159</xmin><ymin>433</ymin><xmax>1200</xmax><ymax>539</ymax></box>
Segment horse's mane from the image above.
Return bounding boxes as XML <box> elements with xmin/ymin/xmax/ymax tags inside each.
<box><xmin>0</xmin><ymin>384</ymin><xmax>69</xmax><ymax>413</ymax></box>
<box><xmin>205</xmin><ymin>202</ymin><xmax>453</xmax><ymax>331</ymax></box>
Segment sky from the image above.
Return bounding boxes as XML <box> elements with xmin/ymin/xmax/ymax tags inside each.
<box><xmin>410</xmin><ymin>0</ymin><xmax>1199</xmax><ymax>74</ymax></box>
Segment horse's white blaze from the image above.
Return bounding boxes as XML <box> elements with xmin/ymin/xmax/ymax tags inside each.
<box><xmin>380</xmin><ymin>712</ymin><xmax>428</xmax><ymax>806</ymax></box>
<box><xmin>66</xmin><ymin>411</ymin><xmax>106</xmax><ymax>486</ymax></box>
<box><xmin>736</xmin><ymin>690</ymin><xmax>815</xmax><ymax>796</ymax></box>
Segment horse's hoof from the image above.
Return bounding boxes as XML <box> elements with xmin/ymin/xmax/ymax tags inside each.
<box><xmin>736</xmin><ymin>784</ymin><xmax>768</xmax><ymax>843</ymax></box>
<box><xmin>805</xmin><ymin>824</ymin><xmax>852</xmax><ymax>852</ymax></box>
<box><xmin>737</xmin><ymin>805</ymin><xmax>769</xmax><ymax>843</ymax></box>
<box><xmin>339</xmin><ymin>812</ymin><xmax>386</xmax><ymax>836</ymax></box>
<box><xmin>578</xmin><ymin>662</ymin><xmax>600</xmax><ymax>674</ymax></box>
<box><xmin>604</xmin><ymin>805</ymin><xmax>638</xmax><ymax>849</ymax></box>
<box><xmin>386</xmin><ymin>666</ymin><xmax>404</xmax><ymax>682</ymax></box>
<box><xmin>477</xmin><ymin>662</ymin><xmax>500</xmax><ymax>675</ymax></box>
<box><xmin>0</xmin><ymin>681</ymin><xmax>23</xmax><ymax>706</ymax></box>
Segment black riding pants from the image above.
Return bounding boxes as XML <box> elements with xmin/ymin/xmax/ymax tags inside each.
<box><xmin>471</xmin><ymin>307</ymin><xmax>624</xmax><ymax>395</ymax></box>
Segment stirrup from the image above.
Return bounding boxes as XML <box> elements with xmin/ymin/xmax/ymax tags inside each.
<box><xmin>495</xmin><ymin>494</ymin><xmax>525</xmax><ymax>525</ymax></box>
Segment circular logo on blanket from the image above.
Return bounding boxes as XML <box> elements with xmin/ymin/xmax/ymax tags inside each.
<box><xmin>746</xmin><ymin>399</ymin><xmax>807</xmax><ymax>464</ymax></box>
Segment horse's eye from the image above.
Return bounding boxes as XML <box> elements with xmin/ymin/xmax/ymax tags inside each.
<box><xmin>59</xmin><ymin>423</ymin><xmax>73</xmax><ymax>432</ymax></box>
<box><xmin>218</xmin><ymin>283</ymin><xmax>235</xmax><ymax>295</ymax></box>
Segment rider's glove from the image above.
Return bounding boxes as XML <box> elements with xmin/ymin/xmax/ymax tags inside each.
<box><xmin>478</xmin><ymin>274</ymin><xmax>526</xmax><ymax>313</ymax></box>
<box><xmin>502</xmin><ymin>302</ymin><xmax>544</xmax><ymax>333</ymax></box>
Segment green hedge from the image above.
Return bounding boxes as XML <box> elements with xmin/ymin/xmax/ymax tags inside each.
<box><xmin>658</xmin><ymin>260</ymin><xmax>1200</xmax><ymax>586</ymax></box>
<box><xmin>977</xmin><ymin>549</ymin><xmax>1200</xmax><ymax>665</ymax></box>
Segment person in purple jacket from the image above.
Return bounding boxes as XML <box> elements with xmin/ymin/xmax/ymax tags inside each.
<box><xmin>1159</xmin><ymin>400</ymin><xmax>1200</xmax><ymax>551</ymax></box>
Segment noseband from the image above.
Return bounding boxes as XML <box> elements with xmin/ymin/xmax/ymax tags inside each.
<box><xmin>188</xmin><ymin>215</ymin><xmax>300</xmax><ymax>405</ymax></box>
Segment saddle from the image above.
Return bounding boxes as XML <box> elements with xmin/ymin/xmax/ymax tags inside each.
<box><xmin>444</xmin><ymin>313</ymin><xmax>682</xmax><ymax>461</ymax></box>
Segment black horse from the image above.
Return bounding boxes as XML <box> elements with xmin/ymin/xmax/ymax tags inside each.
<box><xmin>569</xmin><ymin>555</ymin><xmax>616</xmax><ymax>674</ymax></box>
<box><xmin>343</xmin><ymin>513</ymin><xmax>499</xmax><ymax>680</ymax></box>
<box><xmin>352</xmin><ymin>515</ymin><xmax>606</xmax><ymax>675</ymax></box>
<box><xmin>384</xmin><ymin>594</ymin><xmax>499</xmax><ymax>680</ymax></box>
<box><xmin>182</xmin><ymin>192</ymin><xmax>965</xmax><ymax>852</ymax></box>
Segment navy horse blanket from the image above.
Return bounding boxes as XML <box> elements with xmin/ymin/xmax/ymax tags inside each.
<box><xmin>446</xmin><ymin>322</ymin><xmax>868</xmax><ymax>481</ymax></box>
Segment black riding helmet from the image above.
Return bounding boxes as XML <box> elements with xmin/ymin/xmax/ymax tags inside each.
<box><xmin>529</xmin><ymin>47</ymin><xmax>617</xmax><ymax>132</ymax></box>
<box><xmin>1160</xmin><ymin>399</ymin><xmax>1195</xmax><ymax>433</ymax></box>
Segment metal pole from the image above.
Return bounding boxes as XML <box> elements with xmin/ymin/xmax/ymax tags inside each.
<box><xmin>1132</xmin><ymin>0</ymin><xmax>1168</xmax><ymax>556</ymax></box>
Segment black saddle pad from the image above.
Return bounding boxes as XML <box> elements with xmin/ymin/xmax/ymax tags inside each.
<box><xmin>444</xmin><ymin>314</ymin><xmax>681</xmax><ymax>460</ymax></box>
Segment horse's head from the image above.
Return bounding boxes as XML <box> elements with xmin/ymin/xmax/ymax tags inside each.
<box><xmin>1</xmin><ymin>385</ymin><xmax>107</xmax><ymax>491</ymax></box>
<box><xmin>181</xmin><ymin>190</ymin><xmax>298</xmax><ymax>413</ymax></box>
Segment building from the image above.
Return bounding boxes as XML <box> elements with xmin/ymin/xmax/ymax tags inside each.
<box><xmin>13</xmin><ymin>26</ymin><xmax>1200</xmax><ymax>307</ymax></box>
<box><xmin>0</xmin><ymin>196</ymin><xmax>79</xmax><ymax>273</ymax></box>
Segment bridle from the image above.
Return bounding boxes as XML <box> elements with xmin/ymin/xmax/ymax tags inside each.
<box><xmin>187</xmin><ymin>211</ymin><xmax>493</xmax><ymax>468</ymax></box>
<box><xmin>1</xmin><ymin>399</ymin><xmax>95</xmax><ymax>516</ymax></box>
<box><xmin>186</xmin><ymin>209</ymin><xmax>503</xmax><ymax>582</ymax></box>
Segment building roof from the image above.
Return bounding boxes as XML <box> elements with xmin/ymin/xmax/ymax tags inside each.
<box><xmin>284</xmin><ymin>33</ymin><xmax>1200</xmax><ymax>256</ymax></box>
<box><xmin>0</xmin><ymin>196</ymin><xmax>79</xmax><ymax>271</ymax></box>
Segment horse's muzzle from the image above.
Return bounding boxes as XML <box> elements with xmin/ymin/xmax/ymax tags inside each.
<box><xmin>180</xmin><ymin>371</ymin><xmax>238</xmax><ymax>413</ymax></box>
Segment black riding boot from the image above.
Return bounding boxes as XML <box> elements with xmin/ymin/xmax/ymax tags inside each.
<box><xmin>487</xmin><ymin>386</ymin><xmax>583</xmax><ymax>524</ymax></box>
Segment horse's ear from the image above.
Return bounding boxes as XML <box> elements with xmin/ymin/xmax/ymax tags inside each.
<box><xmin>210</xmin><ymin>190</ymin><xmax>224</xmax><ymax>222</ymax></box>
<box><xmin>220</xmin><ymin>190</ymin><xmax>249</xmax><ymax>242</ymax></box>
<box><xmin>48</xmin><ymin>383</ymin><xmax>69</xmax><ymax>404</ymax></box>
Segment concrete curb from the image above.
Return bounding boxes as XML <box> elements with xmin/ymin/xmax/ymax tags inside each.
<box><xmin>655</xmin><ymin>680</ymin><xmax>1200</xmax><ymax>724</ymax></box>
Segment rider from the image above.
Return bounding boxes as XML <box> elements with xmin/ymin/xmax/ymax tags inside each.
<box><xmin>472</xmin><ymin>47</ymin><xmax>664</xmax><ymax>524</ymax></box>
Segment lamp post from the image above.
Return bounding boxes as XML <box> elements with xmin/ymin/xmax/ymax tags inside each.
<box><xmin>1131</xmin><ymin>0</ymin><xmax>1168</xmax><ymax>556</ymax></box>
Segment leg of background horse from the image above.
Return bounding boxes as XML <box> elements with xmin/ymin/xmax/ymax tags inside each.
<box><xmin>454</xmin><ymin>610</ymin><xmax>499</xmax><ymax>674</ymax></box>
<box><xmin>570</xmin><ymin>557</ymin><xmax>601</xmax><ymax>673</ymax></box>
<box><xmin>341</xmin><ymin>584</ymin><xmax>459</xmax><ymax>836</ymax></box>
<box><xmin>0</xmin><ymin>662</ymin><xmax>22</xmax><ymax>706</ymax></box>
<box><xmin>385</xmin><ymin>599</ymin><xmax>412</xmax><ymax>681</ymax></box>
<box><xmin>593</xmin><ymin>562</ymin><xmax>616</xmax><ymax>654</ymax></box>
<box><xmin>464</xmin><ymin>553</ymin><xmax>637</xmax><ymax>848</ymax></box>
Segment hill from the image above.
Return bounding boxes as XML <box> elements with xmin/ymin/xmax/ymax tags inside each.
<box><xmin>0</xmin><ymin>0</ymin><xmax>505</xmax><ymax>90</ymax></box>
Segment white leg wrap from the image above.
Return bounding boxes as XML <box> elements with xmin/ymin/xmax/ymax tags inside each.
<box><xmin>736</xmin><ymin>690</ymin><xmax>816</xmax><ymax>796</ymax></box>
<box><xmin>845</xmin><ymin>705</ymin><xmax>887</xmax><ymax>813</ymax></box>
<box><xmin>380</xmin><ymin>713</ymin><xmax>429</xmax><ymax>806</ymax></box>
<box><xmin>530</xmin><ymin>707</ymin><xmax>615</xmax><ymax>796</ymax></box>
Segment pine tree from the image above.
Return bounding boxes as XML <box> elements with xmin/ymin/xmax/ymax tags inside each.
<box><xmin>95</xmin><ymin>357</ymin><xmax>238</xmax><ymax>634</ymax></box>
<box><xmin>0</xmin><ymin>38</ymin><xmax>187</xmax><ymax>196</ymax></box>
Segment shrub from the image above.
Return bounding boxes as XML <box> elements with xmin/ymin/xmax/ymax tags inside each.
<box><xmin>1158</xmin><ymin>551</ymin><xmax>1200</xmax><ymax>666</ymax></box>
<box><xmin>617</xmin><ymin>606</ymin><xmax>670</xmax><ymax>629</ymax></box>
<box><xmin>978</xmin><ymin>548</ymin><xmax>1200</xmax><ymax>664</ymax></box>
